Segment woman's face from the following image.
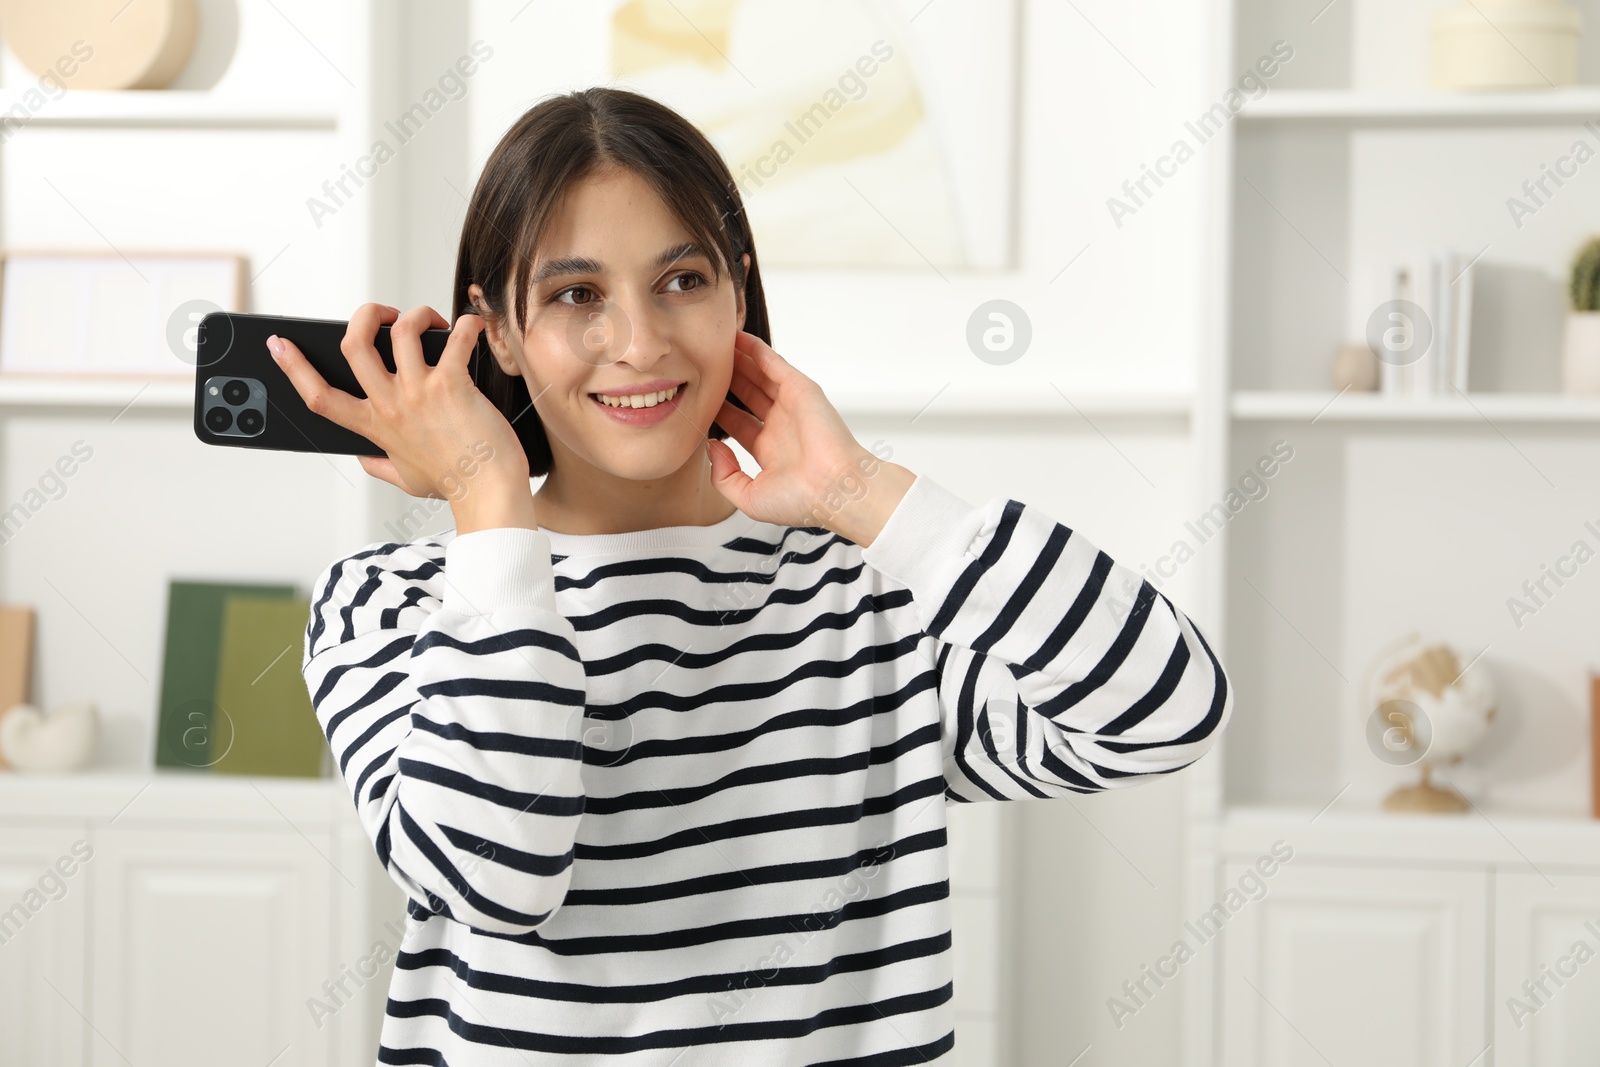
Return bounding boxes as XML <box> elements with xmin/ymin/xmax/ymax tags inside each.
<box><xmin>472</xmin><ymin>165</ymin><xmax>748</xmax><ymax>484</ymax></box>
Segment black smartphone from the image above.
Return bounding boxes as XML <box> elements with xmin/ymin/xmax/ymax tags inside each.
<box><xmin>192</xmin><ymin>311</ymin><xmax>459</xmax><ymax>457</ymax></box>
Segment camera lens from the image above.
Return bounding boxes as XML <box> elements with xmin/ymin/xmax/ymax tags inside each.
<box><xmin>222</xmin><ymin>379</ymin><xmax>250</xmax><ymax>405</ymax></box>
<box><xmin>206</xmin><ymin>406</ymin><xmax>233</xmax><ymax>432</ymax></box>
<box><xmin>237</xmin><ymin>409</ymin><xmax>264</xmax><ymax>435</ymax></box>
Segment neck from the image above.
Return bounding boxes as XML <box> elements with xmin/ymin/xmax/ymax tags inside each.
<box><xmin>533</xmin><ymin>442</ymin><xmax>738</xmax><ymax>536</ymax></box>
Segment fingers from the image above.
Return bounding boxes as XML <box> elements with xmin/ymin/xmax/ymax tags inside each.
<box><xmin>729</xmin><ymin>364</ymin><xmax>774</xmax><ymax>420</ymax></box>
<box><xmin>733</xmin><ymin>330</ymin><xmax>801</xmax><ymax>391</ymax></box>
<box><xmin>390</xmin><ymin>304</ymin><xmax>449</xmax><ymax>380</ymax></box>
<box><xmin>441</xmin><ymin>312</ymin><xmax>487</xmax><ymax>376</ymax></box>
<box><xmin>705</xmin><ymin>438</ymin><xmax>752</xmax><ymax>509</ymax></box>
<box><xmin>357</xmin><ymin>454</ymin><xmax>392</xmax><ymax>481</ymax></box>
<box><xmin>271</xmin><ymin>334</ymin><xmax>368</xmax><ymax>435</ymax></box>
<box><xmin>343</xmin><ymin>303</ymin><xmax>402</xmax><ymax>399</ymax></box>
<box><xmin>358</xmin><ymin>454</ymin><xmax>435</xmax><ymax>498</ymax></box>
<box><xmin>715</xmin><ymin>396</ymin><xmax>763</xmax><ymax>450</ymax></box>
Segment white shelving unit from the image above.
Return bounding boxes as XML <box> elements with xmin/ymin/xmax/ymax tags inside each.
<box><xmin>1240</xmin><ymin>87</ymin><xmax>1600</xmax><ymax>123</ymax></box>
<box><xmin>0</xmin><ymin>4</ymin><xmax>411</xmax><ymax>1065</ymax></box>
<box><xmin>0</xmin><ymin>0</ymin><xmax>403</xmax><ymax>768</ymax></box>
<box><xmin>1232</xmin><ymin>389</ymin><xmax>1600</xmax><ymax>421</ymax></box>
<box><xmin>0</xmin><ymin>377</ymin><xmax>194</xmax><ymax>409</ymax></box>
<box><xmin>0</xmin><ymin>88</ymin><xmax>339</xmax><ymax>128</ymax></box>
<box><xmin>1185</xmin><ymin>1</ymin><xmax>1600</xmax><ymax>1064</ymax></box>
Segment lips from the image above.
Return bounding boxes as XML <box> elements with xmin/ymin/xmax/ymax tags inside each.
<box><xmin>587</xmin><ymin>382</ymin><xmax>687</xmax><ymax>426</ymax></box>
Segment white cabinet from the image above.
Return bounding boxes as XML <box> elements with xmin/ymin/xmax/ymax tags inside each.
<box><xmin>1220</xmin><ymin>860</ymin><xmax>1489</xmax><ymax>1067</ymax></box>
<box><xmin>89</xmin><ymin>827</ymin><xmax>337</xmax><ymax>1067</ymax></box>
<box><xmin>1193</xmin><ymin>0</ymin><xmax>1600</xmax><ymax>1055</ymax></box>
<box><xmin>1493</xmin><ymin>872</ymin><xmax>1600</xmax><ymax>1067</ymax></box>
<box><xmin>1212</xmin><ymin>813</ymin><xmax>1600</xmax><ymax>1067</ymax></box>
<box><xmin>0</xmin><ymin>824</ymin><xmax>92</xmax><ymax>1067</ymax></box>
<box><xmin>0</xmin><ymin>773</ymin><xmax>404</xmax><ymax>1067</ymax></box>
<box><xmin>0</xmin><ymin>769</ymin><xmax>1012</xmax><ymax>1064</ymax></box>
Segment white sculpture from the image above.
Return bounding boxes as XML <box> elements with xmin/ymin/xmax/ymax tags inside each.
<box><xmin>0</xmin><ymin>701</ymin><xmax>99</xmax><ymax>773</ymax></box>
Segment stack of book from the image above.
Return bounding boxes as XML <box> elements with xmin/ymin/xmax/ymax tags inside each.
<box><xmin>154</xmin><ymin>580</ymin><xmax>326</xmax><ymax>777</ymax></box>
<box><xmin>1382</xmin><ymin>249</ymin><xmax>1476</xmax><ymax>398</ymax></box>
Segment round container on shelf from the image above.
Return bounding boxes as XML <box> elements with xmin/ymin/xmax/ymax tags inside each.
<box><xmin>1431</xmin><ymin>0</ymin><xmax>1581</xmax><ymax>89</ymax></box>
<box><xmin>0</xmin><ymin>0</ymin><xmax>198</xmax><ymax>90</ymax></box>
<box><xmin>1561</xmin><ymin>311</ymin><xmax>1600</xmax><ymax>394</ymax></box>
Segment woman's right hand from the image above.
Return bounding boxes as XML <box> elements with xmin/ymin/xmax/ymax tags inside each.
<box><xmin>269</xmin><ymin>303</ymin><xmax>538</xmax><ymax>533</ymax></box>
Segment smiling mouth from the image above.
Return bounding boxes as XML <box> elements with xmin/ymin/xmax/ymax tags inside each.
<box><xmin>588</xmin><ymin>383</ymin><xmax>686</xmax><ymax>409</ymax></box>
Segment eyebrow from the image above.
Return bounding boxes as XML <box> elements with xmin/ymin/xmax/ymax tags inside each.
<box><xmin>528</xmin><ymin>241</ymin><xmax>710</xmax><ymax>286</ymax></box>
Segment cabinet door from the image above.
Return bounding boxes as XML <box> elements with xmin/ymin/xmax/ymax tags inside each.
<box><xmin>1219</xmin><ymin>861</ymin><xmax>1489</xmax><ymax>1067</ymax></box>
<box><xmin>1494</xmin><ymin>870</ymin><xmax>1600</xmax><ymax>1067</ymax></box>
<box><xmin>947</xmin><ymin>802</ymin><xmax>1009</xmax><ymax>1067</ymax></box>
<box><xmin>0</xmin><ymin>824</ymin><xmax>91</xmax><ymax>1067</ymax></box>
<box><xmin>90</xmin><ymin>826</ymin><xmax>335</xmax><ymax>1067</ymax></box>
<box><xmin>330</xmin><ymin>806</ymin><xmax>408</xmax><ymax>1066</ymax></box>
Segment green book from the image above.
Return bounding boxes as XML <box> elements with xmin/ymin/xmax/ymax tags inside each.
<box><xmin>155</xmin><ymin>580</ymin><xmax>295</xmax><ymax>770</ymax></box>
<box><xmin>211</xmin><ymin>594</ymin><xmax>326</xmax><ymax>778</ymax></box>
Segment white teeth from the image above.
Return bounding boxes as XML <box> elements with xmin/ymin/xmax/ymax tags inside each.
<box><xmin>593</xmin><ymin>385</ymin><xmax>679</xmax><ymax>408</ymax></box>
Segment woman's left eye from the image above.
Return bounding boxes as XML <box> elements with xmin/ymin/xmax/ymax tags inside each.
<box><xmin>665</xmin><ymin>271</ymin><xmax>706</xmax><ymax>293</ymax></box>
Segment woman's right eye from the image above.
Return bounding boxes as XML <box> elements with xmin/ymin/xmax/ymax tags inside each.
<box><xmin>555</xmin><ymin>285</ymin><xmax>596</xmax><ymax>306</ymax></box>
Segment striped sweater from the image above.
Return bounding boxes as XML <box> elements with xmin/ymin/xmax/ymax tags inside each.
<box><xmin>302</xmin><ymin>473</ymin><xmax>1231</xmax><ymax>1065</ymax></box>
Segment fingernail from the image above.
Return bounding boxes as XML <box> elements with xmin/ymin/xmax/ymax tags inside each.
<box><xmin>266</xmin><ymin>335</ymin><xmax>284</xmax><ymax>359</ymax></box>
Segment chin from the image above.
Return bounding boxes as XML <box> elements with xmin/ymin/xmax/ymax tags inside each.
<box><xmin>595</xmin><ymin>443</ymin><xmax>703</xmax><ymax>482</ymax></box>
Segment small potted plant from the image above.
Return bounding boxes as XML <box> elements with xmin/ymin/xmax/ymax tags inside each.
<box><xmin>1563</xmin><ymin>237</ymin><xmax>1600</xmax><ymax>394</ymax></box>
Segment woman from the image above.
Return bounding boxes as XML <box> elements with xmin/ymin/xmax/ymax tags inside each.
<box><xmin>281</xmin><ymin>87</ymin><xmax>1232</xmax><ymax>1065</ymax></box>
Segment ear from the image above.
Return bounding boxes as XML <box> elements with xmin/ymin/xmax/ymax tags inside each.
<box><xmin>735</xmin><ymin>252</ymin><xmax>750</xmax><ymax>332</ymax></box>
<box><xmin>467</xmin><ymin>282</ymin><xmax>522</xmax><ymax>377</ymax></box>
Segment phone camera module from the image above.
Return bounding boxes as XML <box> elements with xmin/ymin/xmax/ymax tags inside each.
<box><xmin>201</xmin><ymin>375</ymin><xmax>266</xmax><ymax>439</ymax></box>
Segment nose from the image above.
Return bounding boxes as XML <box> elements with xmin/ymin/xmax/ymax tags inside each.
<box><xmin>591</xmin><ymin>286</ymin><xmax>670</xmax><ymax>372</ymax></box>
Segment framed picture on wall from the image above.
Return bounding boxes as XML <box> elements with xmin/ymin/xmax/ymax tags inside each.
<box><xmin>0</xmin><ymin>249</ymin><xmax>245</xmax><ymax>379</ymax></box>
<box><xmin>535</xmin><ymin>0</ymin><xmax>1020</xmax><ymax>270</ymax></box>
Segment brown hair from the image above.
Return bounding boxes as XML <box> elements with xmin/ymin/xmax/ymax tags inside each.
<box><xmin>451</xmin><ymin>87</ymin><xmax>771</xmax><ymax>477</ymax></box>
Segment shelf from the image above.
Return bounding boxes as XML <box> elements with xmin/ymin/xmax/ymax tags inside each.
<box><xmin>1221</xmin><ymin>804</ymin><xmax>1600</xmax><ymax>869</ymax></box>
<box><xmin>0</xmin><ymin>376</ymin><xmax>192</xmax><ymax>410</ymax></box>
<box><xmin>0</xmin><ymin>768</ymin><xmax>346</xmax><ymax>825</ymax></box>
<box><xmin>1232</xmin><ymin>390</ymin><xmax>1600</xmax><ymax>423</ymax></box>
<box><xmin>1238</xmin><ymin>87</ymin><xmax>1600</xmax><ymax>126</ymax></box>
<box><xmin>0</xmin><ymin>90</ymin><xmax>339</xmax><ymax>130</ymax></box>
<box><xmin>828</xmin><ymin>383</ymin><xmax>1191</xmax><ymax>418</ymax></box>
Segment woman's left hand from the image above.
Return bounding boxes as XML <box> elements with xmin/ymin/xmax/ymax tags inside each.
<box><xmin>706</xmin><ymin>330</ymin><xmax>914</xmax><ymax>546</ymax></box>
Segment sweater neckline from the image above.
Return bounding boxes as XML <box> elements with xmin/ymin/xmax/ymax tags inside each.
<box><xmin>537</xmin><ymin>506</ymin><xmax>760</xmax><ymax>557</ymax></box>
